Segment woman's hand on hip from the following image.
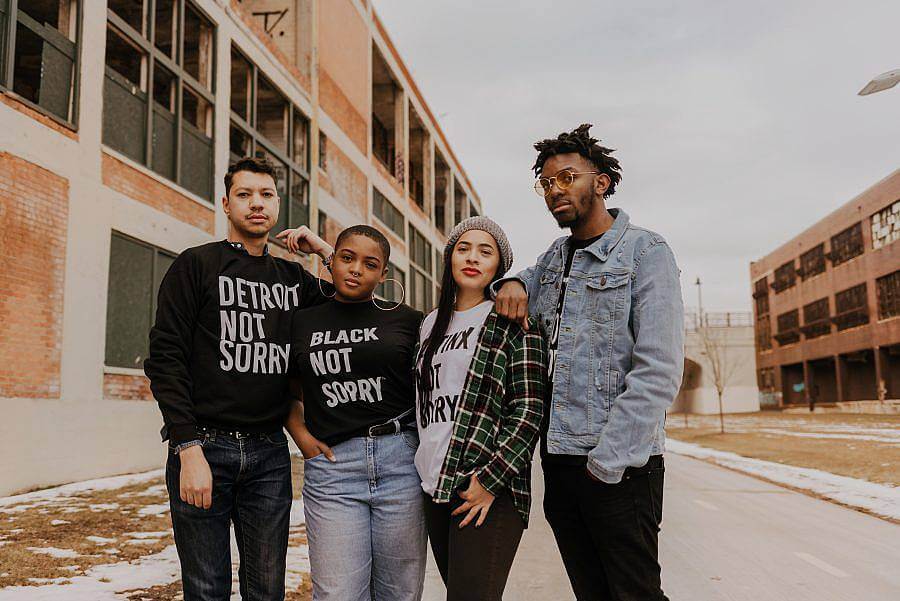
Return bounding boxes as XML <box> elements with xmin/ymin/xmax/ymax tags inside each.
<box><xmin>452</xmin><ymin>474</ymin><xmax>495</xmax><ymax>528</ymax></box>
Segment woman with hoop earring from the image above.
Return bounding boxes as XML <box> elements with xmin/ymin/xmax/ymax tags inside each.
<box><xmin>285</xmin><ymin>224</ymin><xmax>427</xmax><ymax>601</ymax></box>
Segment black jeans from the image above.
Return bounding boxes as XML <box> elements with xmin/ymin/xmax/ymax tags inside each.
<box><xmin>424</xmin><ymin>488</ymin><xmax>525</xmax><ymax>601</ymax></box>
<box><xmin>543</xmin><ymin>455</ymin><xmax>668</xmax><ymax>601</ymax></box>
<box><xmin>166</xmin><ymin>429</ymin><xmax>293</xmax><ymax>601</ymax></box>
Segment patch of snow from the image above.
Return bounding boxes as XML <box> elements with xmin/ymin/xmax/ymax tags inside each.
<box><xmin>667</xmin><ymin>439</ymin><xmax>900</xmax><ymax>521</ymax></box>
<box><xmin>124</xmin><ymin>531</ymin><xmax>170</xmax><ymax>539</ymax></box>
<box><xmin>0</xmin><ymin>470</ymin><xmax>164</xmax><ymax>508</ymax></box>
<box><xmin>26</xmin><ymin>547</ymin><xmax>80</xmax><ymax>559</ymax></box>
<box><xmin>50</xmin><ymin>520</ymin><xmax>70</xmax><ymax>526</ymax></box>
<box><xmin>137</xmin><ymin>503</ymin><xmax>169</xmax><ymax>516</ymax></box>
<box><xmin>88</xmin><ymin>503</ymin><xmax>119</xmax><ymax>512</ymax></box>
<box><xmin>124</xmin><ymin>539</ymin><xmax>161</xmax><ymax>545</ymax></box>
<box><xmin>85</xmin><ymin>536</ymin><xmax>116</xmax><ymax>545</ymax></box>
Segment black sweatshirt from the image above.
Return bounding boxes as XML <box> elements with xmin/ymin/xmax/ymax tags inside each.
<box><xmin>290</xmin><ymin>300</ymin><xmax>423</xmax><ymax>446</ymax></box>
<box><xmin>144</xmin><ymin>241</ymin><xmax>327</xmax><ymax>446</ymax></box>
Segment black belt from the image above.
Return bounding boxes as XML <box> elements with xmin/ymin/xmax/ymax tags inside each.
<box><xmin>348</xmin><ymin>408</ymin><xmax>416</xmax><ymax>439</ymax></box>
<box><xmin>197</xmin><ymin>425</ymin><xmax>277</xmax><ymax>440</ymax></box>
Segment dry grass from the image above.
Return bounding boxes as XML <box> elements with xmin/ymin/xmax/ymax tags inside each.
<box><xmin>668</xmin><ymin>412</ymin><xmax>900</xmax><ymax>485</ymax></box>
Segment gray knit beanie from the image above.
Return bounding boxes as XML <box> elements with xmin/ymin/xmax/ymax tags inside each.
<box><xmin>444</xmin><ymin>216</ymin><xmax>513</xmax><ymax>274</ymax></box>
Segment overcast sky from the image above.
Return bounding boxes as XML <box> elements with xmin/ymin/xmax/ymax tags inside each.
<box><xmin>372</xmin><ymin>0</ymin><xmax>900</xmax><ymax>312</ymax></box>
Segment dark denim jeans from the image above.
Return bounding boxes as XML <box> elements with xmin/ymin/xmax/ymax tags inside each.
<box><xmin>165</xmin><ymin>429</ymin><xmax>293</xmax><ymax>601</ymax></box>
<box><xmin>543</xmin><ymin>455</ymin><xmax>668</xmax><ymax>601</ymax></box>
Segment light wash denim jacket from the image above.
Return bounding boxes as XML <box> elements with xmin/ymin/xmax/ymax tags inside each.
<box><xmin>516</xmin><ymin>208</ymin><xmax>684</xmax><ymax>483</ymax></box>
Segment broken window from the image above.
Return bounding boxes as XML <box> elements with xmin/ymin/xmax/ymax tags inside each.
<box><xmin>801</xmin><ymin>298</ymin><xmax>831</xmax><ymax>339</ymax></box>
<box><xmin>870</xmin><ymin>200</ymin><xmax>900</xmax><ymax>250</ymax></box>
<box><xmin>293</xmin><ymin>111</ymin><xmax>308</xmax><ymax>168</ymax></box>
<box><xmin>772</xmin><ymin>260</ymin><xmax>797</xmax><ymax>293</ymax></box>
<box><xmin>103</xmin><ymin>0</ymin><xmax>215</xmax><ymax>200</ymax></box>
<box><xmin>318</xmin><ymin>131</ymin><xmax>327</xmax><ymax>171</ymax></box>
<box><xmin>755</xmin><ymin>314</ymin><xmax>772</xmax><ymax>351</ymax></box>
<box><xmin>230</xmin><ymin>46</ymin><xmax>251</xmax><ymax>121</ymax></box>
<box><xmin>408</xmin><ymin>224</ymin><xmax>434</xmax><ymax>312</ymax></box>
<box><xmin>257</xmin><ymin>74</ymin><xmax>289</xmax><ymax>153</ymax></box>
<box><xmin>105</xmin><ymin>232</ymin><xmax>176</xmax><ymax>369</ymax></box>
<box><xmin>753</xmin><ymin>276</ymin><xmax>769</xmax><ymax>317</ymax></box>
<box><xmin>876</xmin><ymin>269</ymin><xmax>900</xmax><ymax>320</ymax></box>
<box><xmin>434</xmin><ymin>150</ymin><xmax>450</xmax><ymax>233</ymax></box>
<box><xmin>834</xmin><ymin>283</ymin><xmax>869</xmax><ymax>331</ymax></box>
<box><xmin>373</xmin><ymin>187</ymin><xmax>404</xmax><ymax>237</ymax></box>
<box><xmin>372</xmin><ymin>45</ymin><xmax>399</xmax><ymax>177</ymax></box>
<box><xmin>799</xmin><ymin>244</ymin><xmax>825</xmax><ymax>281</ymax></box>
<box><xmin>454</xmin><ymin>178</ymin><xmax>467</xmax><ymax>225</ymax></box>
<box><xmin>408</xmin><ymin>103</ymin><xmax>427</xmax><ymax>210</ymax></box>
<box><xmin>828</xmin><ymin>222</ymin><xmax>864</xmax><ymax>266</ymax></box>
<box><xmin>2</xmin><ymin>0</ymin><xmax>80</xmax><ymax>124</ymax></box>
<box><xmin>774</xmin><ymin>310</ymin><xmax>800</xmax><ymax>346</ymax></box>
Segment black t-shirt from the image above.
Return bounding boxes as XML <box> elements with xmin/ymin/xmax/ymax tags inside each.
<box><xmin>542</xmin><ymin>234</ymin><xmax>603</xmax><ymax>466</ymax></box>
<box><xmin>145</xmin><ymin>241</ymin><xmax>328</xmax><ymax>446</ymax></box>
<box><xmin>290</xmin><ymin>299</ymin><xmax>423</xmax><ymax>446</ymax></box>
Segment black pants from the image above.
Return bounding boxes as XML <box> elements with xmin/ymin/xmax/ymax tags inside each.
<box><xmin>543</xmin><ymin>455</ymin><xmax>668</xmax><ymax>601</ymax></box>
<box><xmin>424</xmin><ymin>488</ymin><xmax>525</xmax><ymax>601</ymax></box>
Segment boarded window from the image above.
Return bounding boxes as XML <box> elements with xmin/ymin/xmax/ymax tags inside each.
<box><xmin>828</xmin><ymin>223</ymin><xmax>864</xmax><ymax>266</ymax></box>
<box><xmin>774</xmin><ymin>310</ymin><xmax>800</xmax><ymax>346</ymax></box>
<box><xmin>876</xmin><ymin>269</ymin><xmax>900</xmax><ymax>320</ymax></box>
<box><xmin>801</xmin><ymin>298</ymin><xmax>831</xmax><ymax>339</ymax></box>
<box><xmin>834</xmin><ymin>283</ymin><xmax>869</xmax><ymax>331</ymax></box>
<box><xmin>753</xmin><ymin>276</ymin><xmax>770</xmax><ymax>317</ymax></box>
<box><xmin>105</xmin><ymin>233</ymin><xmax>177</xmax><ymax>369</ymax></box>
<box><xmin>755</xmin><ymin>314</ymin><xmax>772</xmax><ymax>351</ymax></box>
<box><xmin>799</xmin><ymin>244</ymin><xmax>825</xmax><ymax>280</ymax></box>
<box><xmin>871</xmin><ymin>200</ymin><xmax>900</xmax><ymax>250</ymax></box>
<box><xmin>373</xmin><ymin>187</ymin><xmax>404</xmax><ymax>237</ymax></box>
<box><xmin>772</xmin><ymin>260</ymin><xmax>796</xmax><ymax>293</ymax></box>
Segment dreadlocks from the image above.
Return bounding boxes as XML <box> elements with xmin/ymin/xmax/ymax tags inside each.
<box><xmin>532</xmin><ymin>123</ymin><xmax>623</xmax><ymax>197</ymax></box>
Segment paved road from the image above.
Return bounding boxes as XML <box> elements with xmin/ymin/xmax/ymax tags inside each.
<box><xmin>423</xmin><ymin>453</ymin><xmax>900</xmax><ymax>600</ymax></box>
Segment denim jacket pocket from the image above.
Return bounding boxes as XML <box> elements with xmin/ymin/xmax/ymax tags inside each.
<box><xmin>537</xmin><ymin>269</ymin><xmax>561</xmax><ymax>315</ymax></box>
<box><xmin>585</xmin><ymin>271</ymin><xmax>630</xmax><ymax>322</ymax></box>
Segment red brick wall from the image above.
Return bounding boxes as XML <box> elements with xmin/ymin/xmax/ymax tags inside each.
<box><xmin>101</xmin><ymin>153</ymin><xmax>215</xmax><ymax>235</ymax></box>
<box><xmin>0</xmin><ymin>152</ymin><xmax>68</xmax><ymax>398</ymax></box>
<box><xmin>319</xmin><ymin>142</ymin><xmax>368</xmax><ymax>221</ymax></box>
<box><xmin>319</xmin><ymin>69</ymin><xmax>367</xmax><ymax>155</ymax></box>
<box><xmin>103</xmin><ymin>373</ymin><xmax>153</xmax><ymax>401</ymax></box>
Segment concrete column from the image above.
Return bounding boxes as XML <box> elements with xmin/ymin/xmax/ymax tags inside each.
<box><xmin>802</xmin><ymin>360</ymin><xmax>812</xmax><ymax>406</ymax></box>
<box><xmin>874</xmin><ymin>346</ymin><xmax>887</xmax><ymax>401</ymax></box>
<box><xmin>835</xmin><ymin>354</ymin><xmax>846</xmax><ymax>403</ymax></box>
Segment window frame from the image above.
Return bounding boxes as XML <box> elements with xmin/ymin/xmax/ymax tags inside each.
<box><xmin>104</xmin><ymin>230</ymin><xmax>177</xmax><ymax>369</ymax></box>
<box><xmin>0</xmin><ymin>0</ymin><xmax>84</xmax><ymax>128</ymax></box>
<box><xmin>372</xmin><ymin>186</ymin><xmax>405</xmax><ymax>238</ymax></box>
<box><xmin>408</xmin><ymin>223</ymin><xmax>434</xmax><ymax>312</ymax></box>
<box><xmin>103</xmin><ymin>0</ymin><xmax>217</xmax><ymax>200</ymax></box>
<box><xmin>229</xmin><ymin>43</ymin><xmax>311</xmax><ymax>240</ymax></box>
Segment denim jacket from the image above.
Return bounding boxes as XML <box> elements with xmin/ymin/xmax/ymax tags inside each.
<box><xmin>516</xmin><ymin>208</ymin><xmax>684</xmax><ymax>483</ymax></box>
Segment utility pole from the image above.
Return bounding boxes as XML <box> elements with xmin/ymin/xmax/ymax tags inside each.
<box><xmin>695</xmin><ymin>277</ymin><xmax>703</xmax><ymax>327</ymax></box>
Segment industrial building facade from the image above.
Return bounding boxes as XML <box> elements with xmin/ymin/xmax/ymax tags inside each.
<box><xmin>0</xmin><ymin>0</ymin><xmax>483</xmax><ymax>495</ymax></box>
<box><xmin>750</xmin><ymin>169</ymin><xmax>900</xmax><ymax>410</ymax></box>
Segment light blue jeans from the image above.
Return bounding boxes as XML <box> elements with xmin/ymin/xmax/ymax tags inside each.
<box><xmin>302</xmin><ymin>430</ymin><xmax>426</xmax><ymax>601</ymax></box>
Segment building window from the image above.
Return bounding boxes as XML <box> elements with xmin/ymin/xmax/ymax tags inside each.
<box><xmin>753</xmin><ymin>276</ymin><xmax>770</xmax><ymax>317</ymax></box>
<box><xmin>317</xmin><ymin>209</ymin><xmax>327</xmax><ymax>240</ymax></box>
<box><xmin>772</xmin><ymin>260</ymin><xmax>796</xmax><ymax>293</ymax></box>
<box><xmin>755</xmin><ymin>314</ymin><xmax>772</xmax><ymax>351</ymax></box>
<box><xmin>871</xmin><ymin>200</ymin><xmax>900</xmax><ymax>250</ymax></box>
<box><xmin>408</xmin><ymin>224</ymin><xmax>433</xmax><ymax>312</ymax></box>
<box><xmin>833</xmin><ymin>283</ymin><xmax>869</xmax><ymax>331</ymax></box>
<box><xmin>454</xmin><ymin>178</ymin><xmax>467</xmax><ymax>225</ymax></box>
<box><xmin>876</xmin><ymin>270</ymin><xmax>900</xmax><ymax>320</ymax></box>
<box><xmin>373</xmin><ymin>187</ymin><xmax>404</xmax><ymax>237</ymax></box>
<box><xmin>434</xmin><ymin>150</ymin><xmax>450</xmax><ymax>234</ymax></box>
<box><xmin>229</xmin><ymin>44</ymin><xmax>310</xmax><ymax>237</ymax></box>
<box><xmin>372</xmin><ymin>45</ymin><xmax>399</xmax><ymax>177</ymax></box>
<box><xmin>376</xmin><ymin>263</ymin><xmax>405</xmax><ymax>303</ymax></box>
<box><xmin>757</xmin><ymin>367</ymin><xmax>776</xmax><ymax>392</ymax></box>
<box><xmin>774</xmin><ymin>310</ymin><xmax>800</xmax><ymax>346</ymax></box>
<box><xmin>318</xmin><ymin>131</ymin><xmax>327</xmax><ymax>171</ymax></box>
<box><xmin>801</xmin><ymin>298</ymin><xmax>831</xmax><ymax>339</ymax></box>
<box><xmin>408</xmin><ymin>103</ymin><xmax>426</xmax><ymax>210</ymax></box>
<box><xmin>0</xmin><ymin>0</ymin><xmax>81</xmax><ymax>125</ymax></box>
<box><xmin>799</xmin><ymin>244</ymin><xmax>825</xmax><ymax>281</ymax></box>
<box><xmin>103</xmin><ymin>0</ymin><xmax>215</xmax><ymax>200</ymax></box>
<box><xmin>105</xmin><ymin>232</ymin><xmax>176</xmax><ymax>369</ymax></box>
<box><xmin>469</xmin><ymin>200</ymin><xmax>479</xmax><ymax>218</ymax></box>
<box><xmin>828</xmin><ymin>222</ymin><xmax>864</xmax><ymax>267</ymax></box>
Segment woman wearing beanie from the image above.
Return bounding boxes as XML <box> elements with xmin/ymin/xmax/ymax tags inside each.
<box><xmin>415</xmin><ymin>216</ymin><xmax>547</xmax><ymax>600</ymax></box>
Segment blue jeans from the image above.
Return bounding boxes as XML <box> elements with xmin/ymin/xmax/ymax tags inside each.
<box><xmin>302</xmin><ymin>430</ymin><xmax>426</xmax><ymax>601</ymax></box>
<box><xmin>166</xmin><ymin>429</ymin><xmax>293</xmax><ymax>601</ymax></box>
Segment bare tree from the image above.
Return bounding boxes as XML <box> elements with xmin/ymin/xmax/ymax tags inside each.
<box><xmin>696</xmin><ymin>320</ymin><xmax>746</xmax><ymax>434</ymax></box>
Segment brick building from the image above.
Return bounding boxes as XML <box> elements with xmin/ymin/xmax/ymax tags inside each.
<box><xmin>750</xmin><ymin>168</ymin><xmax>900</xmax><ymax>410</ymax></box>
<box><xmin>0</xmin><ymin>0</ymin><xmax>483</xmax><ymax>495</ymax></box>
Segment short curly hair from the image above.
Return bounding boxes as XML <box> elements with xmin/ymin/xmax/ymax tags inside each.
<box><xmin>533</xmin><ymin>124</ymin><xmax>622</xmax><ymax>197</ymax></box>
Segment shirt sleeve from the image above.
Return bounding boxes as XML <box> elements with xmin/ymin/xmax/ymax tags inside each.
<box><xmin>144</xmin><ymin>251</ymin><xmax>202</xmax><ymax>446</ymax></box>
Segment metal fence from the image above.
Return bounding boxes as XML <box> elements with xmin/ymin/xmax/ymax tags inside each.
<box><xmin>684</xmin><ymin>311</ymin><xmax>753</xmax><ymax>331</ymax></box>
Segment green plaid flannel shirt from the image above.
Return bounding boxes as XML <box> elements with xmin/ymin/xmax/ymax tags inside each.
<box><xmin>431</xmin><ymin>309</ymin><xmax>546</xmax><ymax>525</ymax></box>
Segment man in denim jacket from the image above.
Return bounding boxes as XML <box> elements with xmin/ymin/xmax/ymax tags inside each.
<box><xmin>495</xmin><ymin>124</ymin><xmax>684</xmax><ymax>600</ymax></box>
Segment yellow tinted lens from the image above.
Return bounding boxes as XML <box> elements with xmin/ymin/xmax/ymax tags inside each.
<box><xmin>557</xmin><ymin>170</ymin><xmax>575</xmax><ymax>190</ymax></box>
<box><xmin>535</xmin><ymin>179</ymin><xmax>550</xmax><ymax>196</ymax></box>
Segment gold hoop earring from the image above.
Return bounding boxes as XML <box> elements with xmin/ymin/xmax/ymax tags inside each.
<box><xmin>372</xmin><ymin>278</ymin><xmax>405</xmax><ymax>311</ymax></box>
<box><xmin>317</xmin><ymin>263</ymin><xmax>336</xmax><ymax>299</ymax></box>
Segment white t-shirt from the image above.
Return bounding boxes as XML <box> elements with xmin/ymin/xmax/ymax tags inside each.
<box><xmin>415</xmin><ymin>300</ymin><xmax>493</xmax><ymax>496</ymax></box>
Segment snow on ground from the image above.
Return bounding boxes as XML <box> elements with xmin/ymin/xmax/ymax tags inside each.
<box><xmin>0</xmin><ymin>471</ymin><xmax>164</xmax><ymax>508</ymax></box>
<box><xmin>667</xmin><ymin>439</ymin><xmax>900</xmax><ymax>521</ymax></box>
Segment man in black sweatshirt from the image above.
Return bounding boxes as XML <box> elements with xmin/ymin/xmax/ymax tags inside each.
<box><xmin>144</xmin><ymin>157</ymin><xmax>334</xmax><ymax>600</ymax></box>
